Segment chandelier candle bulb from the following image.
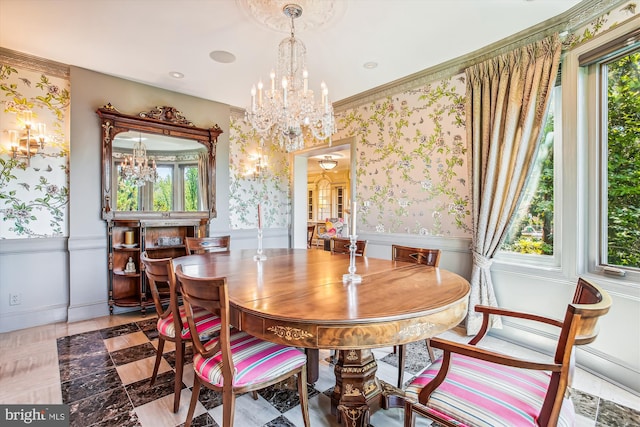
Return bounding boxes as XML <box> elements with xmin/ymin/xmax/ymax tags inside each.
<box><xmin>270</xmin><ymin>70</ymin><xmax>275</xmax><ymax>92</ymax></box>
<box><xmin>303</xmin><ymin>69</ymin><xmax>308</xmax><ymax>94</ymax></box>
<box><xmin>258</xmin><ymin>80</ymin><xmax>263</xmax><ymax>106</ymax></box>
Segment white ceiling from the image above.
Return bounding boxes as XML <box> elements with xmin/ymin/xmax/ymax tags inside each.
<box><xmin>0</xmin><ymin>0</ymin><xmax>583</xmax><ymax>109</ymax></box>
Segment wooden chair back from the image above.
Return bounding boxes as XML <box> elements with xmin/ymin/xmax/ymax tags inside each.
<box><xmin>415</xmin><ymin>277</ymin><xmax>611</xmax><ymax>427</ymax></box>
<box><xmin>307</xmin><ymin>224</ymin><xmax>315</xmax><ymax>248</ymax></box>
<box><xmin>172</xmin><ymin>263</ymin><xmax>233</xmax><ymax>379</ymax></box>
<box><xmin>331</xmin><ymin>237</ymin><xmax>367</xmax><ymax>256</ymax></box>
<box><xmin>185</xmin><ymin>235</ymin><xmax>230</xmax><ymax>255</ymax></box>
<box><xmin>392</xmin><ymin>244</ymin><xmax>441</xmax><ymax>267</ymax></box>
<box><xmin>140</xmin><ymin>251</ymin><xmax>177</xmax><ymax>321</ymax></box>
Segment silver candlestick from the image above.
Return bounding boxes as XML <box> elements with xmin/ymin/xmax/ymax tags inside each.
<box><xmin>342</xmin><ymin>234</ymin><xmax>362</xmax><ymax>283</ymax></box>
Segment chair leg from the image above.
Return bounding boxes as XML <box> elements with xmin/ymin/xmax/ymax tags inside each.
<box><xmin>251</xmin><ymin>391</ymin><xmax>258</xmax><ymax>400</ymax></box>
<box><xmin>173</xmin><ymin>340</ymin><xmax>185</xmax><ymax>413</ymax></box>
<box><xmin>397</xmin><ymin>344</ymin><xmax>406</xmax><ymax>389</ymax></box>
<box><xmin>297</xmin><ymin>366</ymin><xmax>311</xmax><ymax>427</ymax></box>
<box><xmin>404</xmin><ymin>399</ymin><xmax>415</xmax><ymax>427</ymax></box>
<box><xmin>425</xmin><ymin>338</ymin><xmax>435</xmax><ymax>362</ymax></box>
<box><xmin>184</xmin><ymin>375</ymin><xmax>200</xmax><ymax>427</ymax></box>
<box><xmin>150</xmin><ymin>336</ymin><xmax>165</xmax><ymax>386</ymax></box>
<box><xmin>223</xmin><ymin>387</ymin><xmax>235</xmax><ymax>427</ymax></box>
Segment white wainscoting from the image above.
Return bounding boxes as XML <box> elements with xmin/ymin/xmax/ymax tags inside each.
<box><xmin>0</xmin><ymin>238</ymin><xmax>69</xmax><ymax>333</ymax></box>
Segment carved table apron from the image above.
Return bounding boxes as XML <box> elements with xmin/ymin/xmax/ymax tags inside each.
<box><xmin>174</xmin><ymin>248</ymin><xmax>470</xmax><ymax>427</ymax></box>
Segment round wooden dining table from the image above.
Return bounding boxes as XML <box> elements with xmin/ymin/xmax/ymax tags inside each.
<box><xmin>173</xmin><ymin>248</ymin><xmax>470</xmax><ymax>427</ymax></box>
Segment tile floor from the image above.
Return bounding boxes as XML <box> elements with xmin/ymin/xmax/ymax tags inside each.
<box><xmin>1</xmin><ymin>311</ymin><xmax>639</xmax><ymax>427</ymax></box>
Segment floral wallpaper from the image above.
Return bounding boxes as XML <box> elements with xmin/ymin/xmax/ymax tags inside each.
<box><xmin>228</xmin><ymin>113</ymin><xmax>290</xmax><ymax>229</ymax></box>
<box><xmin>0</xmin><ymin>64</ymin><xmax>70</xmax><ymax>239</ymax></box>
<box><xmin>333</xmin><ymin>77</ymin><xmax>471</xmax><ymax>238</ymax></box>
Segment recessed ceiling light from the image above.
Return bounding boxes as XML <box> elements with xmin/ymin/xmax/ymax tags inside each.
<box><xmin>363</xmin><ymin>61</ymin><xmax>378</xmax><ymax>69</ymax></box>
<box><xmin>209</xmin><ymin>50</ymin><xmax>237</xmax><ymax>63</ymax></box>
<box><xmin>169</xmin><ymin>71</ymin><xmax>184</xmax><ymax>79</ymax></box>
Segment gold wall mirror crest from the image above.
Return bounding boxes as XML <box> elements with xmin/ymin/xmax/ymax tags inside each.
<box><xmin>97</xmin><ymin>104</ymin><xmax>222</xmax><ymax>221</ymax></box>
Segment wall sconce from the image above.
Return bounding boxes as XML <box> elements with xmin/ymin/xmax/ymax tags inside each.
<box><xmin>9</xmin><ymin>110</ymin><xmax>46</xmax><ymax>165</ymax></box>
<box><xmin>244</xmin><ymin>153</ymin><xmax>268</xmax><ymax>180</ymax></box>
<box><xmin>318</xmin><ymin>155</ymin><xmax>337</xmax><ymax>170</ymax></box>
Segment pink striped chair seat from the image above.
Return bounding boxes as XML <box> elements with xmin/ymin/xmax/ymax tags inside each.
<box><xmin>405</xmin><ymin>353</ymin><xmax>575</xmax><ymax>427</ymax></box>
<box><xmin>193</xmin><ymin>329</ymin><xmax>307</xmax><ymax>389</ymax></box>
<box><xmin>156</xmin><ymin>306</ymin><xmax>221</xmax><ymax>339</ymax></box>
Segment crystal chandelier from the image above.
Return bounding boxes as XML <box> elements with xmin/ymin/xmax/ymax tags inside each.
<box><xmin>245</xmin><ymin>3</ymin><xmax>335</xmax><ymax>152</ymax></box>
<box><xmin>120</xmin><ymin>134</ymin><xmax>158</xmax><ymax>186</ymax></box>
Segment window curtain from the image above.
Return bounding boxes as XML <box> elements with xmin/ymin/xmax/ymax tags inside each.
<box><xmin>197</xmin><ymin>151</ymin><xmax>208</xmax><ymax>211</ymax></box>
<box><xmin>465</xmin><ymin>34</ymin><xmax>561</xmax><ymax>334</ymax></box>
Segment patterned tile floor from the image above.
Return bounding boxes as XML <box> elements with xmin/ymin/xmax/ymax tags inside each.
<box><xmin>1</xmin><ymin>311</ymin><xmax>639</xmax><ymax>426</ymax></box>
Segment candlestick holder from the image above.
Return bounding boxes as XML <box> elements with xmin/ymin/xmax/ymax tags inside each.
<box><xmin>342</xmin><ymin>234</ymin><xmax>362</xmax><ymax>284</ymax></box>
<box><xmin>253</xmin><ymin>226</ymin><xmax>267</xmax><ymax>261</ymax></box>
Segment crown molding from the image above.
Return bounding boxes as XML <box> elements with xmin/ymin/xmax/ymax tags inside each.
<box><xmin>0</xmin><ymin>47</ymin><xmax>70</xmax><ymax>79</ymax></box>
<box><xmin>333</xmin><ymin>0</ymin><xmax>628</xmax><ymax>112</ymax></box>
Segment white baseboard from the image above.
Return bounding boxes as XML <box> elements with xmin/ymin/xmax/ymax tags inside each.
<box><xmin>0</xmin><ymin>304</ymin><xmax>68</xmax><ymax>333</ymax></box>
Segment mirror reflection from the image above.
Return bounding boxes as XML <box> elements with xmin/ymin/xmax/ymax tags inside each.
<box><xmin>112</xmin><ymin>131</ymin><xmax>208</xmax><ymax>212</ymax></box>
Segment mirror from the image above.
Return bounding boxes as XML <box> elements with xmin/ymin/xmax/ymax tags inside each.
<box><xmin>97</xmin><ymin>104</ymin><xmax>222</xmax><ymax>221</ymax></box>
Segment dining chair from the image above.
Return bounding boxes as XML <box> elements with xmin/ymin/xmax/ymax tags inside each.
<box><xmin>140</xmin><ymin>252</ymin><xmax>222</xmax><ymax>413</ymax></box>
<box><xmin>331</xmin><ymin>237</ymin><xmax>367</xmax><ymax>256</ymax></box>
<box><xmin>173</xmin><ymin>262</ymin><xmax>311</xmax><ymax>427</ymax></box>
<box><xmin>403</xmin><ymin>277</ymin><xmax>612</xmax><ymax>427</ymax></box>
<box><xmin>307</xmin><ymin>224</ymin><xmax>316</xmax><ymax>249</ymax></box>
<box><xmin>185</xmin><ymin>235</ymin><xmax>230</xmax><ymax>254</ymax></box>
<box><xmin>391</xmin><ymin>244</ymin><xmax>440</xmax><ymax>388</ymax></box>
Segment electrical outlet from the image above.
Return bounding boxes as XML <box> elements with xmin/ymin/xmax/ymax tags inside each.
<box><xmin>9</xmin><ymin>293</ymin><xmax>21</xmax><ymax>306</ymax></box>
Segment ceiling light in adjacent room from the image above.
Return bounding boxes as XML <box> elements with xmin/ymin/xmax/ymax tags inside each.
<box><xmin>318</xmin><ymin>155</ymin><xmax>338</xmax><ymax>170</ymax></box>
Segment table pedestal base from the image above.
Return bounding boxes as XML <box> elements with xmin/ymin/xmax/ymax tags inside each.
<box><xmin>331</xmin><ymin>349</ymin><xmax>381</xmax><ymax>427</ymax></box>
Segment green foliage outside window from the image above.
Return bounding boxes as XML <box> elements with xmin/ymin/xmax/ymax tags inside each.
<box><xmin>184</xmin><ymin>166</ymin><xmax>198</xmax><ymax>211</ymax></box>
<box><xmin>606</xmin><ymin>51</ymin><xmax>640</xmax><ymax>268</ymax></box>
<box><xmin>153</xmin><ymin>172</ymin><xmax>172</xmax><ymax>211</ymax></box>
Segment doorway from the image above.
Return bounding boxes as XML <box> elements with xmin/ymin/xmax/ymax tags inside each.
<box><xmin>291</xmin><ymin>137</ymin><xmax>356</xmax><ymax>249</ymax></box>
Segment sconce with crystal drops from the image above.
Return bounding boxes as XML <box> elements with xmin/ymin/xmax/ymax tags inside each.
<box><xmin>8</xmin><ymin>110</ymin><xmax>46</xmax><ymax>165</ymax></box>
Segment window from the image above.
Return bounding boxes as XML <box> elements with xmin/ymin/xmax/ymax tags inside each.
<box><xmin>336</xmin><ymin>187</ymin><xmax>344</xmax><ymax>219</ymax></box>
<box><xmin>182</xmin><ymin>165</ymin><xmax>199</xmax><ymax>211</ymax></box>
<box><xmin>598</xmin><ymin>49</ymin><xmax>640</xmax><ymax>271</ymax></box>
<box><xmin>153</xmin><ymin>165</ymin><xmax>173</xmax><ymax>211</ymax></box>
<box><xmin>500</xmin><ymin>87</ymin><xmax>559</xmax><ymax>257</ymax></box>
<box><xmin>317</xmin><ymin>179</ymin><xmax>331</xmax><ymax>220</ymax></box>
<box><xmin>308</xmin><ymin>189</ymin><xmax>313</xmax><ymax>221</ymax></box>
<box><xmin>115</xmin><ymin>162</ymin><xmax>139</xmax><ymax>211</ymax></box>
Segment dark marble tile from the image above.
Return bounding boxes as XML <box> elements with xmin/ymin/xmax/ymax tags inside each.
<box><xmin>90</xmin><ymin>409</ymin><xmax>140</xmax><ymax>427</ymax></box>
<box><xmin>596</xmin><ymin>398</ymin><xmax>640</xmax><ymax>426</ymax></box>
<box><xmin>110</xmin><ymin>342</ymin><xmax>158</xmax><ymax>366</ymax></box>
<box><xmin>258</xmin><ymin>383</ymin><xmax>320</xmax><ymax>413</ymax></box>
<box><xmin>69</xmin><ymin>386</ymin><xmax>132</xmax><ymax>427</ymax></box>
<box><xmin>196</xmin><ymin>386</ymin><xmax>223</xmax><ymax>410</ymax></box>
<box><xmin>125</xmin><ymin>370</ymin><xmax>180</xmax><ymax>407</ymax></box>
<box><xmin>58</xmin><ymin>351</ymin><xmax>114</xmax><ymax>383</ymax></box>
<box><xmin>57</xmin><ymin>331</ymin><xmax>106</xmax><ymax>360</ymax></box>
<box><xmin>572</xmin><ymin>388</ymin><xmax>599</xmax><ymax>420</ymax></box>
<box><xmin>264</xmin><ymin>415</ymin><xmax>297</xmax><ymax>426</ymax></box>
<box><xmin>137</xmin><ymin>317</ymin><xmax>160</xmax><ymax>340</ymax></box>
<box><xmin>322</xmin><ymin>387</ymin><xmax>334</xmax><ymax>398</ymax></box>
<box><xmin>99</xmin><ymin>322</ymin><xmax>141</xmax><ymax>339</ymax></box>
<box><xmin>61</xmin><ymin>366</ymin><xmax>122</xmax><ymax>404</ymax></box>
<box><xmin>179</xmin><ymin>412</ymin><xmax>219</xmax><ymax>427</ymax></box>
<box><xmin>164</xmin><ymin>344</ymin><xmax>194</xmax><ymax>368</ymax></box>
